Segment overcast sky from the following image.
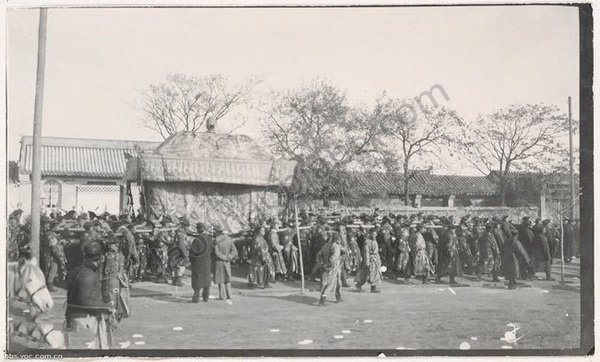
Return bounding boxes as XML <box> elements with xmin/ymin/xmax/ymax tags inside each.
<box><xmin>7</xmin><ymin>6</ymin><xmax>580</xmax><ymax>174</ymax></box>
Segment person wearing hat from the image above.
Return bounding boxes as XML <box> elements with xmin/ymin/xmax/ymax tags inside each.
<box><xmin>318</xmin><ymin>232</ymin><xmax>344</xmax><ymax>306</ymax></box>
<box><xmin>65</xmin><ymin>240</ymin><xmax>113</xmax><ymax>349</ymax></box>
<box><xmin>477</xmin><ymin>223</ymin><xmax>500</xmax><ymax>282</ymax></box>
<box><xmin>100</xmin><ymin>225</ymin><xmax>130</xmax><ymax>324</ymax></box>
<box><xmin>393</xmin><ymin>225</ymin><xmax>410</xmax><ymax>282</ymax></box>
<box><xmin>189</xmin><ymin>222</ymin><xmax>214</xmax><ymax>302</ymax></box>
<box><xmin>501</xmin><ymin>228</ymin><xmax>533</xmax><ymax>290</ymax></box>
<box><xmin>267</xmin><ymin>219</ymin><xmax>287</xmax><ymax>281</ymax></box>
<box><xmin>310</xmin><ymin>224</ymin><xmax>329</xmax><ymax>281</ymax></box>
<box><xmin>377</xmin><ymin>219</ymin><xmax>394</xmax><ymax>278</ymax></box>
<box><xmin>150</xmin><ymin>217</ymin><xmax>175</xmax><ymax>284</ymax></box>
<box><xmin>492</xmin><ymin>221</ymin><xmax>506</xmax><ymax>256</ymax></box>
<box><xmin>248</xmin><ymin>225</ymin><xmax>275</xmax><ymax>289</ymax></box>
<box><xmin>455</xmin><ymin>224</ymin><xmax>475</xmax><ymax>275</ymax></box>
<box><xmin>41</xmin><ymin>220</ymin><xmax>67</xmax><ymax>292</ymax></box>
<box><xmin>519</xmin><ymin>217</ymin><xmax>535</xmax><ymax>264</ymax></box>
<box><xmin>354</xmin><ymin>229</ymin><xmax>382</xmax><ymax>294</ymax></box>
<box><xmin>409</xmin><ymin>224</ymin><xmax>432</xmax><ymax>284</ymax></box>
<box><xmin>167</xmin><ymin>216</ymin><xmax>191</xmax><ymax>287</ymax></box>
<box><xmin>132</xmin><ymin>222</ymin><xmax>150</xmax><ymax>282</ymax></box>
<box><xmin>213</xmin><ymin>224</ymin><xmax>238</xmax><ymax>305</ymax></box>
<box><xmin>531</xmin><ymin>222</ymin><xmax>554</xmax><ymax>281</ymax></box>
<box><xmin>115</xmin><ymin>219</ymin><xmax>139</xmax><ymax>284</ymax></box>
<box><xmin>8</xmin><ymin>209</ymin><xmax>25</xmax><ymax>262</ymax></box>
<box><xmin>435</xmin><ymin>225</ymin><xmax>461</xmax><ymax>285</ymax></box>
<box><xmin>562</xmin><ymin>218</ymin><xmax>574</xmax><ymax>263</ymax></box>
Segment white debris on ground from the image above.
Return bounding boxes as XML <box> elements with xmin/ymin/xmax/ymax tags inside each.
<box><xmin>269</xmin><ymin>329</ymin><xmax>280</xmax><ymax>333</ymax></box>
<box><xmin>364</xmin><ymin>319</ymin><xmax>373</xmax><ymax>323</ymax></box>
<box><xmin>119</xmin><ymin>341</ymin><xmax>131</xmax><ymax>348</ymax></box>
<box><xmin>341</xmin><ymin>330</ymin><xmax>351</xmax><ymax>334</ymax></box>
<box><xmin>459</xmin><ymin>342</ymin><xmax>470</xmax><ymax>349</ymax></box>
<box><xmin>297</xmin><ymin>339</ymin><xmax>313</xmax><ymax>345</ymax></box>
<box><xmin>501</xmin><ymin>345</ymin><xmax>513</xmax><ymax>349</ymax></box>
<box><xmin>333</xmin><ymin>335</ymin><xmax>344</xmax><ymax>339</ymax></box>
<box><xmin>448</xmin><ymin>287</ymin><xmax>457</xmax><ymax>296</ymax></box>
<box><xmin>378</xmin><ymin>353</ymin><xmax>386</xmax><ymax>357</ymax></box>
<box><xmin>470</xmin><ymin>337</ymin><xmax>478</xmax><ymax>341</ymax></box>
<box><xmin>172</xmin><ymin>326</ymin><xmax>183</xmax><ymax>331</ymax></box>
<box><xmin>132</xmin><ymin>334</ymin><xmax>143</xmax><ymax>338</ymax></box>
<box><xmin>396</xmin><ymin>346</ymin><xmax>405</xmax><ymax>350</ymax></box>
<box><xmin>134</xmin><ymin>341</ymin><xmax>146</xmax><ymax>345</ymax></box>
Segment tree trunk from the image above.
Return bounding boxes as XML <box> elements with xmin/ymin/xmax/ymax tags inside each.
<box><xmin>499</xmin><ymin>177</ymin><xmax>506</xmax><ymax>206</ymax></box>
<box><xmin>403</xmin><ymin>161</ymin><xmax>410</xmax><ymax>206</ymax></box>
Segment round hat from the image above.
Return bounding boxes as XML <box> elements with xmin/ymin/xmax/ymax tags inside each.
<box><xmin>83</xmin><ymin>240</ymin><xmax>104</xmax><ymax>259</ymax></box>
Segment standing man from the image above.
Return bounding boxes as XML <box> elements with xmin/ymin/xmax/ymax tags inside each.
<box><xmin>213</xmin><ymin>225</ymin><xmax>238</xmax><ymax>305</ymax></box>
<box><xmin>101</xmin><ymin>231</ymin><xmax>130</xmax><ymax>324</ymax></box>
<box><xmin>65</xmin><ymin>240</ymin><xmax>114</xmax><ymax>349</ymax></box>
<box><xmin>189</xmin><ymin>223</ymin><xmax>213</xmax><ymax>303</ymax></box>
<box><xmin>170</xmin><ymin>217</ymin><xmax>191</xmax><ymax>287</ymax></box>
<box><xmin>563</xmin><ymin>218</ymin><xmax>574</xmax><ymax>263</ymax></box>
<box><xmin>41</xmin><ymin>220</ymin><xmax>67</xmax><ymax>291</ymax></box>
<box><xmin>152</xmin><ymin>218</ymin><xmax>173</xmax><ymax>283</ymax></box>
<box><xmin>267</xmin><ymin>220</ymin><xmax>287</xmax><ymax>281</ymax></box>
<box><xmin>435</xmin><ymin>225</ymin><xmax>461</xmax><ymax>285</ymax></box>
<box><xmin>532</xmin><ymin>224</ymin><xmax>554</xmax><ymax>281</ymax></box>
<box><xmin>355</xmin><ymin>229</ymin><xmax>382</xmax><ymax>293</ymax></box>
<box><xmin>318</xmin><ymin>232</ymin><xmax>344</xmax><ymax>306</ymax></box>
<box><xmin>477</xmin><ymin>224</ymin><xmax>500</xmax><ymax>282</ymax></box>
<box><xmin>116</xmin><ymin>217</ymin><xmax>138</xmax><ymax>284</ymax></box>
<box><xmin>377</xmin><ymin>219</ymin><xmax>394</xmax><ymax>275</ymax></box>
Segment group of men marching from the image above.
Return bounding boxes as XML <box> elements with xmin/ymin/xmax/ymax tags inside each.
<box><xmin>7</xmin><ymin>207</ymin><xmax>579</xmax><ymax>346</ymax></box>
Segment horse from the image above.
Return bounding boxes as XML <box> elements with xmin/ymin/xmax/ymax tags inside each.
<box><xmin>8</xmin><ymin>258</ymin><xmax>65</xmax><ymax>349</ymax></box>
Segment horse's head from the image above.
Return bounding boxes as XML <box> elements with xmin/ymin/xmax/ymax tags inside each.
<box><xmin>15</xmin><ymin>259</ymin><xmax>54</xmax><ymax>315</ymax></box>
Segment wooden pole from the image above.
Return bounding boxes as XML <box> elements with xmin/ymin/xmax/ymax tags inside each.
<box><xmin>30</xmin><ymin>8</ymin><xmax>48</xmax><ymax>261</ymax></box>
<box><xmin>559</xmin><ymin>200</ymin><xmax>565</xmax><ymax>285</ymax></box>
<box><xmin>294</xmin><ymin>199</ymin><xmax>305</xmax><ymax>294</ymax></box>
<box><xmin>568</xmin><ymin>96</ymin><xmax>576</xmax><ymax>220</ymax></box>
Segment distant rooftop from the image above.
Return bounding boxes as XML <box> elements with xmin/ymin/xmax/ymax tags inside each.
<box><xmin>18</xmin><ymin>136</ymin><xmax>161</xmax><ymax>179</ymax></box>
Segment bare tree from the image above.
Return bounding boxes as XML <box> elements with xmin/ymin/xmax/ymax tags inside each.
<box><xmin>454</xmin><ymin>103</ymin><xmax>568</xmax><ymax>205</ymax></box>
<box><xmin>262</xmin><ymin>79</ymin><xmax>385</xmax><ymax>200</ymax></box>
<box><xmin>138</xmin><ymin>74</ymin><xmax>259</xmax><ymax>138</ymax></box>
<box><xmin>379</xmin><ymin>96</ymin><xmax>463</xmax><ymax>205</ymax></box>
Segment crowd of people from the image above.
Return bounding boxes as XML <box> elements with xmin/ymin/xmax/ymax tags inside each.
<box><xmin>7</xmin><ymin>207</ymin><xmax>580</xmax><ymax>347</ymax></box>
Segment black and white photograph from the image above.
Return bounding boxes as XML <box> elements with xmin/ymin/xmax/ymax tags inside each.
<box><xmin>3</xmin><ymin>2</ymin><xmax>594</xmax><ymax>358</ymax></box>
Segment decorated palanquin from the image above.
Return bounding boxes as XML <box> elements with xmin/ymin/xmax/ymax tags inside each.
<box><xmin>124</xmin><ymin>131</ymin><xmax>296</xmax><ymax>233</ymax></box>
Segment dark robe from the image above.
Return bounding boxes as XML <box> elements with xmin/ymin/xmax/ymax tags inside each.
<box><xmin>189</xmin><ymin>232</ymin><xmax>213</xmax><ymax>289</ymax></box>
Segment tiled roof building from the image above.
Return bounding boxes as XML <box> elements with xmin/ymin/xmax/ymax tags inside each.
<box><xmin>11</xmin><ymin>136</ymin><xmax>160</xmax><ymax>214</ymax></box>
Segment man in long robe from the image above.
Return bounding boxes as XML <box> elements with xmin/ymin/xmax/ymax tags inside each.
<box><xmin>318</xmin><ymin>232</ymin><xmax>343</xmax><ymax>306</ymax></box>
<box><xmin>477</xmin><ymin>224</ymin><xmax>500</xmax><ymax>282</ymax></box>
<box><xmin>355</xmin><ymin>230</ymin><xmax>382</xmax><ymax>293</ymax></box>
<box><xmin>436</xmin><ymin>226</ymin><xmax>461</xmax><ymax>284</ymax></box>
<box><xmin>189</xmin><ymin>223</ymin><xmax>213</xmax><ymax>303</ymax></box>
<box><xmin>42</xmin><ymin>221</ymin><xmax>67</xmax><ymax>291</ymax></box>
<box><xmin>267</xmin><ymin>222</ymin><xmax>287</xmax><ymax>280</ymax></box>
<box><xmin>169</xmin><ymin>217</ymin><xmax>191</xmax><ymax>287</ymax></box>
<box><xmin>213</xmin><ymin>225</ymin><xmax>238</xmax><ymax>305</ymax></box>
<box><xmin>532</xmin><ymin>224</ymin><xmax>553</xmax><ymax>281</ymax></box>
<box><xmin>409</xmin><ymin>225</ymin><xmax>432</xmax><ymax>284</ymax></box>
<box><xmin>394</xmin><ymin>227</ymin><xmax>411</xmax><ymax>281</ymax></box>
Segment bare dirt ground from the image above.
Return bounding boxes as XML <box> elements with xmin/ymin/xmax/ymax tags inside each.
<box><xmin>22</xmin><ymin>258</ymin><xmax>580</xmax><ymax>352</ymax></box>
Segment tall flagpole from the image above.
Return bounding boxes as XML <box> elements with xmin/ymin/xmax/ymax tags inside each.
<box><xmin>30</xmin><ymin>8</ymin><xmax>48</xmax><ymax>260</ymax></box>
